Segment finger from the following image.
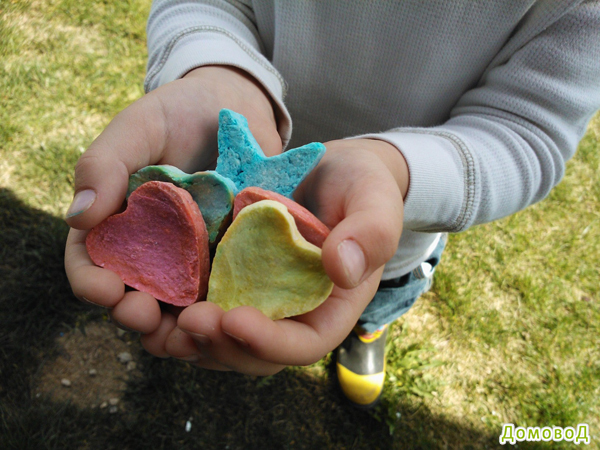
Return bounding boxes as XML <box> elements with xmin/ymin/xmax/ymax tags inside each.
<box><xmin>140</xmin><ymin>312</ymin><xmax>178</xmax><ymax>358</ymax></box>
<box><xmin>319</xmin><ymin>153</ymin><xmax>403</xmax><ymax>289</ymax></box>
<box><xmin>65</xmin><ymin>93</ymin><xmax>171</xmax><ymax>229</ymax></box>
<box><xmin>110</xmin><ymin>291</ymin><xmax>161</xmax><ymax>334</ymax></box>
<box><xmin>219</xmin><ymin>268</ymin><xmax>383</xmax><ymax>366</ymax></box>
<box><xmin>65</xmin><ymin>228</ymin><xmax>124</xmax><ymax>307</ymax></box>
<box><xmin>177</xmin><ymin>302</ymin><xmax>286</xmax><ymax>376</ymax></box>
<box><xmin>165</xmin><ymin>327</ymin><xmax>232</xmax><ymax>371</ymax></box>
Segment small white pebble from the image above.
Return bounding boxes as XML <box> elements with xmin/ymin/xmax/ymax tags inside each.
<box><xmin>126</xmin><ymin>361</ymin><xmax>137</xmax><ymax>371</ymax></box>
<box><xmin>88</xmin><ymin>369</ymin><xmax>97</xmax><ymax>377</ymax></box>
<box><xmin>118</xmin><ymin>352</ymin><xmax>132</xmax><ymax>363</ymax></box>
<box><xmin>116</xmin><ymin>329</ymin><xmax>127</xmax><ymax>338</ymax></box>
<box><xmin>109</xmin><ymin>405</ymin><xmax>118</xmax><ymax>414</ymax></box>
<box><xmin>109</xmin><ymin>398</ymin><xmax>119</xmax><ymax>406</ymax></box>
<box><xmin>185</xmin><ymin>421</ymin><xmax>192</xmax><ymax>432</ymax></box>
<box><xmin>61</xmin><ymin>379</ymin><xmax>71</xmax><ymax>387</ymax></box>
<box><xmin>100</xmin><ymin>402</ymin><xmax>108</xmax><ymax>409</ymax></box>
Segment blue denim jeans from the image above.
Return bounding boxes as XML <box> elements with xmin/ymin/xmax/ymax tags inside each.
<box><xmin>357</xmin><ymin>234</ymin><xmax>447</xmax><ymax>332</ymax></box>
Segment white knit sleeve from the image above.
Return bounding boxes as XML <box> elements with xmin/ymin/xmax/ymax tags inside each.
<box><xmin>367</xmin><ymin>2</ymin><xmax>600</xmax><ymax>233</ymax></box>
<box><xmin>144</xmin><ymin>0</ymin><xmax>291</xmax><ymax>145</ymax></box>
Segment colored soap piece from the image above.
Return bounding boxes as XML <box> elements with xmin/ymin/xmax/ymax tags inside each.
<box><xmin>127</xmin><ymin>165</ymin><xmax>235</xmax><ymax>246</ymax></box>
<box><xmin>216</xmin><ymin>109</ymin><xmax>326</xmax><ymax>199</ymax></box>
<box><xmin>234</xmin><ymin>187</ymin><xmax>330</xmax><ymax>248</ymax></box>
<box><xmin>208</xmin><ymin>200</ymin><xmax>334</xmax><ymax>320</ymax></box>
<box><xmin>87</xmin><ymin>181</ymin><xmax>210</xmax><ymax>307</ymax></box>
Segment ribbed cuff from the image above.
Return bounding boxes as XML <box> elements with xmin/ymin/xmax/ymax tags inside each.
<box><xmin>356</xmin><ymin>130</ymin><xmax>472</xmax><ymax>232</ymax></box>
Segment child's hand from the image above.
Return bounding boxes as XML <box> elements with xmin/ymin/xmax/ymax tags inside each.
<box><xmin>153</xmin><ymin>138</ymin><xmax>409</xmax><ymax>375</ymax></box>
<box><xmin>64</xmin><ymin>66</ymin><xmax>281</xmax><ymax>336</ymax></box>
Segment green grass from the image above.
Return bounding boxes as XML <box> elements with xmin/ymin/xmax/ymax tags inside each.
<box><xmin>1</xmin><ymin>1</ymin><xmax>599</xmax><ymax>449</ymax></box>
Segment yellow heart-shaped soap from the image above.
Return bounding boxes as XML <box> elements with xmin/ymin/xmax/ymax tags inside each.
<box><xmin>207</xmin><ymin>200</ymin><xmax>334</xmax><ymax>320</ymax></box>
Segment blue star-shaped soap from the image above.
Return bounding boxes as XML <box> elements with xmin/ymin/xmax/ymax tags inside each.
<box><xmin>215</xmin><ymin>109</ymin><xmax>326</xmax><ymax>199</ymax></box>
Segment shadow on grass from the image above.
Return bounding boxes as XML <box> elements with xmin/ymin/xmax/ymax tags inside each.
<box><xmin>0</xmin><ymin>187</ymin><xmax>506</xmax><ymax>450</ymax></box>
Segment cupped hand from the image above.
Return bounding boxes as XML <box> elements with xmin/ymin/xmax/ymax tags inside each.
<box><xmin>158</xmin><ymin>138</ymin><xmax>410</xmax><ymax>375</ymax></box>
<box><xmin>64</xmin><ymin>66</ymin><xmax>281</xmax><ymax>340</ymax></box>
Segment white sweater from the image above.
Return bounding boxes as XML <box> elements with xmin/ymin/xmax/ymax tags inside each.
<box><xmin>145</xmin><ymin>0</ymin><xmax>600</xmax><ymax>279</ymax></box>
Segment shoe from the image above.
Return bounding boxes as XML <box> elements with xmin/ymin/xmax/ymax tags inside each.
<box><xmin>336</xmin><ymin>324</ymin><xmax>388</xmax><ymax>409</ymax></box>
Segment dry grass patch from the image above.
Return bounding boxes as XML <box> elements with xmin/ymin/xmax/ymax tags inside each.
<box><xmin>1</xmin><ymin>5</ymin><xmax>105</xmax><ymax>64</ymax></box>
<box><xmin>1</xmin><ymin>0</ymin><xmax>148</xmax><ymax>215</ymax></box>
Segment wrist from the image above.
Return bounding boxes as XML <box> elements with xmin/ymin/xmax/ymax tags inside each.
<box><xmin>183</xmin><ymin>66</ymin><xmax>276</xmax><ymax>129</ymax></box>
<box><xmin>298</xmin><ymin>138</ymin><xmax>409</xmax><ymax>210</ymax></box>
<box><xmin>358</xmin><ymin>139</ymin><xmax>410</xmax><ymax>199</ymax></box>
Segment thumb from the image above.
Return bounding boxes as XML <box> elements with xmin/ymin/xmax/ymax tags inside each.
<box><xmin>64</xmin><ymin>96</ymin><xmax>169</xmax><ymax>230</ymax></box>
<box><xmin>64</xmin><ymin>69</ymin><xmax>283</xmax><ymax>230</ymax></box>
<box><xmin>319</xmin><ymin>159</ymin><xmax>404</xmax><ymax>289</ymax></box>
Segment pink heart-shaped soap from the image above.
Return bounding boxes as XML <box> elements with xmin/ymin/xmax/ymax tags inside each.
<box><xmin>86</xmin><ymin>181</ymin><xmax>210</xmax><ymax>306</ymax></box>
<box><xmin>233</xmin><ymin>187</ymin><xmax>330</xmax><ymax>248</ymax></box>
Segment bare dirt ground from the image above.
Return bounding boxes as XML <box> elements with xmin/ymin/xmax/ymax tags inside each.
<box><xmin>35</xmin><ymin>321</ymin><xmax>143</xmax><ymax>411</ymax></box>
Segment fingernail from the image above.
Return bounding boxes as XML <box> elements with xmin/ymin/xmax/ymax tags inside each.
<box><xmin>109</xmin><ymin>316</ymin><xmax>138</xmax><ymax>333</ymax></box>
<box><xmin>187</xmin><ymin>332</ymin><xmax>212</xmax><ymax>346</ymax></box>
<box><xmin>66</xmin><ymin>189</ymin><xmax>96</xmax><ymax>218</ymax></box>
<box><xmin>78</xmin><ymin>296</ymin><xmax>110</xmax><ymax>309</ymax></box>
<box><xmin>79</xmin><ymin>296</ymin><xmax>97</xmax><ymax>306</ymax></box>
<box><xmin>179</xmin><ymin>355</ymin><xmax>201</xmax><ymax>363</ymax></box>
<box><xmin>223</xmin><ymin>331</ymin><xmax>249</xmax><ymax>347</ymax></box>
<box><xmin>338</xmin><ymin>239</ymin><xmax>366</xmax><ymax>287</ymax></box>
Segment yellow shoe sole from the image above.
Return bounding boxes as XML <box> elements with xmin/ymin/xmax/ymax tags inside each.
<box><xmin>336</xmin><ymin>326</ymin><xmax>388</xmax><ymax>408</ymax></box>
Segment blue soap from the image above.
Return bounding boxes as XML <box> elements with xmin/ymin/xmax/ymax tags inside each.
<box><xmin>215</xmin><ymin>109</ymin><xmax>326</xmax><ymax>199</ymax></box>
